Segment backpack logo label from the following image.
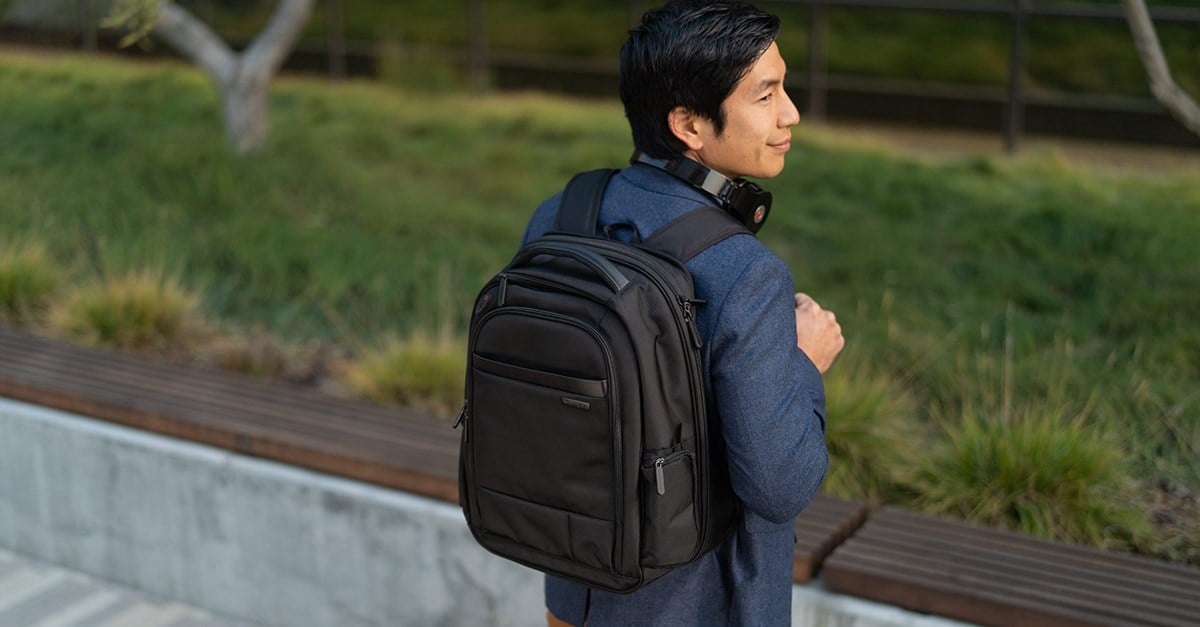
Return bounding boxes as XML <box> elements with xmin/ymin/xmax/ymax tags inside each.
<box><xmin>561</xmin><ymin>397</ymin><xmax>591</xmax><ymax>411</ymax></box>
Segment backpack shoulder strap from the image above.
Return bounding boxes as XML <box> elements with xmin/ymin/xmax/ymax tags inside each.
<box><xmin>555</xmin><ymin>169</ymin><xmax>619</xmax><ymax>235</ymax></box>
<box><xmin>643</xmin><ymin>206</ymin><xmax>754</xmax><ymax>263</ymax></box>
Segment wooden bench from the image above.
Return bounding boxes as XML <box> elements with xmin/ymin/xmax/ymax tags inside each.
<box><xmin>794</xmin><ymin>493</ymin><xmax>869</xmax><ymax>582</ymax></box>
<box><xmin>0</xmin><ymin>327</ymin><xmax>865</xmax><ymax>583</ymax></box>
<box><xmin>822</xmin><ymin>506</ymin><xmax>1200</xmax><ymax>627</ymax></box>
<box><xmin>0</xmin><ymin>326</ymin><xmax>460</xmax><ymax>502</ymax></box>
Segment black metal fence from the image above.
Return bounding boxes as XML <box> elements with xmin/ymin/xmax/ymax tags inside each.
<box><xmin>16</xmin><ymin>0</ymin><xmax>1200</xmax><ymax>150</ymax></box>
<box><xmin>789</xmin><ymin>0</ymin><xmax>1200</xmax><ymax>150</ymax></box>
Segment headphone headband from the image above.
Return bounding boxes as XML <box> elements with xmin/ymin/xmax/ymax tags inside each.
<box><xmin>633</xmin><ymin>152</ymin><xmax>739</xmax><ymax>204</ymax></box>
<box><xmin>631</xmin><ymin>151</ymin><xmax>772</xmax><ymax>234</ymax></box>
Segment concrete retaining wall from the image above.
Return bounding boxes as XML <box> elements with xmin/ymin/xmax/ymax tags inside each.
<box><xmin>0</xmin><ymin>398</ymin><xmax>966</xmax><ymax>626</ymax></box>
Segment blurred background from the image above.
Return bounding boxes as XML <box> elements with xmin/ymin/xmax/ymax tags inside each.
<box><xmin>0</xmin><ymin>0</ymin><xmax>1197</xmax><ymax>601</ymax></box>
<box><xmin>6</xmin><ymin>0</ymin><xmax>1200</xmax><ymax>146</ymax></box>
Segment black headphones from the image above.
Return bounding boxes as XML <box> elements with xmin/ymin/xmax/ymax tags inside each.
<box><xmin>631</xmin><ymin>151</ymin><xmax>773</xmax><ymax>234</ymax></box>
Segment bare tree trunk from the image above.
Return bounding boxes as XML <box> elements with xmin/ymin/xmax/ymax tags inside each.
<box><xmin>151</xmin><ymin>0</ymin><xmax>315</xmax><ymax>153</ymax></box>
<box><xmin>1122</xmin><ymin>0</ymin><xmax>1200</xmax><ymax>137</ymax></box>
<box><xmin>222</xmin><ymin>69</ymin><xmax>271</xmax><ymax>153</ymax></box>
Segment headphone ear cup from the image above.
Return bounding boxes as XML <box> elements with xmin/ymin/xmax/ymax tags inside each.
<box><xmin>750</xmin><ymin>203</ymin><xmax>770</xmax><ymax>231</ymax></box>
<box><xmin>726</xmin><ymin>184</ymin><xmax>771</xmax><ymax>234</ymax></box>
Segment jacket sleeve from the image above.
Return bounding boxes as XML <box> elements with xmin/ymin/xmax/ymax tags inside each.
<box><xmin>706</xmin><ymin>252</ymin><xmax>828</xmax><ymax>524</ymax></box>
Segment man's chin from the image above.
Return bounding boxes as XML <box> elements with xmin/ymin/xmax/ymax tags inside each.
<box><xmin>754</xmin><ymin>161</ymin><xmax>787</xmax><ymax>180</ymax></box>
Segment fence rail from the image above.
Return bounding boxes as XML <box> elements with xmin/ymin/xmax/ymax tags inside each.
<box><xmin>9</xmin><ymin>0</ymin><xmax>1199</xmax><ymax>150</ymax></box>
<box><xmin>772</xmin><ymin>0</ymin><xmax>1200</xmax><ymax>150</ymax></box>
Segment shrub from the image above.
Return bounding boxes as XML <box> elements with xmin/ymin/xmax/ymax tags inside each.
<box><xmin>51</xmin><ymin>271</ymin><xmax>206</xmax><ymax>354</ymax></box>
<box><xmin>821</xmin><ymin>358</ymin><xmax>924</xmax><ymax>503</ymax></box>
<box><xmin>197</xmin><ymin>329</ymin><xmax>337</xmax><ymax>386</ymax></box>
<box><xmin>0</xmin><ymin>242</ymin><xmax>61</xmax><ymax>325</ymax></box>
<box><xmin>909</xmin><ymin>401</ymin><xmax>1147</xmax><ymax>549</ymax></box>
<box><xmin>339</xmin><ymin>329</ymin><xmax>466</xmax><ymax>418</ymax></box>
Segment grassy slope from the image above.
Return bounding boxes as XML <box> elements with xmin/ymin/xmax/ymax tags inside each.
<box><xmin>1</xmin><ymin>50</ymin><xmax>1197</xmax><ymax>557</ymax></box>
<box><xmin>0</xmin><ymin>50</ymin><xmax>628</xmax><ymax>338</ymax></box>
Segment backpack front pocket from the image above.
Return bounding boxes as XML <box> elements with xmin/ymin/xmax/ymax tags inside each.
<box><xmin>472</xmin><ymin>357</ymin><xmax>613</xmax><ymax>519</ymax></box>
<box><xmin>468</xmin><ymin>308</ymin><xmax>622</xmax><ymax>573</ymax></box>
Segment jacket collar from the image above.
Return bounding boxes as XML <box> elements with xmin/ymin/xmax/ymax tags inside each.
<box><xmin>621</xmin><ymin>161</ymin><xmax>721</xmax><ymax>207</ymax></box>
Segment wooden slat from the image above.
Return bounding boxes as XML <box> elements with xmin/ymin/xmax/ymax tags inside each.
<box><xmin>851</xmin><ymin>517</ymin><xmax>1199</xmax><ymax>611</ymax></box>
<box><xmin>792</xmin><ymin>494</ymin><xmax>869</xmax><ymax>582</ymax></box>
<box><xmin>0</xmin><ymin>328</ymin><xmax>865</xmax><ymax>585</ymax></box>
<box><xmin>0</xmin><ymin>330</ymin><xmax>455</xmax><ymax>442</ymax></box>
<box><xmin>3</xmin><ymin>357</ymin><xmax>456</xmax><ymax>460</ymax></box>
<box><xmin>823</xmin><ymin>507</ymin><xmax>1200</xmax><ymax>627</ymax></box>
<box><xmin>827</xmin><ymin>541</ymin><xmax>1194</xmax><ymax>626</ymax></box>
<box><xmin>880</xmin><ymin>507</ymin><xmax>1200</xmax><ymax>584</ymax></box>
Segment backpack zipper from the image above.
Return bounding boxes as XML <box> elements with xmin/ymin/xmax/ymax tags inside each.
<box><xmin>452</xmin><ymin>400</ymin><xmax>469</xmax><ymax>440</ymax></box>
<box><xmin>500</xmin><ymin>271</ymin><xmax>611</xmax><ymax>306</ymax></box>
<box><xmin>680</xmin><ymin>297</ymin><xmax>704</xmax><ymax>350</ymax></box>
<box><xmin>644</xmin><ymin>450</ymin><xmax>693</xmax><ymax>496</ymax></box>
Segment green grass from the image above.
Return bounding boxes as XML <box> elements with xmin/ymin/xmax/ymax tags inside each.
<box><xmin>0</xmin><ymin>50</ymin><xmax>1197</xmax><ymax>563</ymax></box>
<box><xmin>779</xmin><ymin>142</ymin><xmax>1200</xmax><ymax>486</ymax></box>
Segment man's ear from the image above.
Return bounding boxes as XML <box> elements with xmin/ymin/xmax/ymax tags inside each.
<box><xmin>668</xmin><ymin>106</ymin><xmax>707</xmax><ymax>152</ymax></box>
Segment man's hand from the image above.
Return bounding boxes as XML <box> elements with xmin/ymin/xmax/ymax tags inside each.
<box><xmin>794</xmin><ymin>292</ymin><xmax>844</xmax><ymax>373</ymax></box>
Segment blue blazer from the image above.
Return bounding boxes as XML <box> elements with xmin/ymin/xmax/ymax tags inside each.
<box><xmin>523</xmin><ymin>164</ymin><xmax>829</xmax><ymax>626</ymax></box>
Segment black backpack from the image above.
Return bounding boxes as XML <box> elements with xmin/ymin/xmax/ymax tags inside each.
<box><xmin>456</xmin><ymin>169</ymin><xmax>746</xmax><ymax>593</ymax></box>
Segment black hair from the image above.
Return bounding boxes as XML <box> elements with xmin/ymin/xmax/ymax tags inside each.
<box><xmin>620</xmin><ymin>0</ymin><xmax>781</xmax><ymax>160</ymax></box>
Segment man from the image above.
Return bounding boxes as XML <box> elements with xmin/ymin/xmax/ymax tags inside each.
<box><xmin>522</xmin><ymin>1</ymin><xmax>844</xmax><ymax>624</ymax></box>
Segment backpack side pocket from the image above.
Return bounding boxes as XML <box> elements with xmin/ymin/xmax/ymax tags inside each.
<box><xmin>640</xmin><ymin>450</ymin><xmax>699</xmax><ymax>567</ymax></box>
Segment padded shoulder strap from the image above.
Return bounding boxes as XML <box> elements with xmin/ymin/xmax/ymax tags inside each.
<box><xmin>643</xmin><ymin>206</ymin><xmax>754</xmax><ymax>263</ymax></box>
<box><xmin>555</xmin><ymin>169</ymin><xmax>618</xmax><ymax>235</ymax></box>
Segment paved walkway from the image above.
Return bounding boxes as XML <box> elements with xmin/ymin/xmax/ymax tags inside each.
<box><xmin>0</xmin><ymin>548</ymin><xmax>257</xmax><ymax>627</ymax></box>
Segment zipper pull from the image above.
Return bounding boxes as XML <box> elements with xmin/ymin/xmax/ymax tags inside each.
<box><xmin>655</xmin><ymin>458</ymin><xmax>666</xmax><ymax>495</ymax></box>
<box><xmin>453</xmin><ymin>400</ymin><xmax>469</xmax><ymax>430</ymax></box>
<box><xmin>680</xmin><ymin>298</ymin><xmax>702</xmax><ymax>349</ymax></box>
<box><xmin>498</xmin><ymin>274</ymin><xmax>509</xmax><ymax>307</ymax></box>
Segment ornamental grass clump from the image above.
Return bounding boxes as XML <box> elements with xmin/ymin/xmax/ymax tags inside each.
<box><xmin>0</xmin><ymin>242</ymin><xmax>61</xmax><ymax>325</ymax></box>
<box><xmin>910</xmin><ymin>401</ymin><xmax>1147</xmax><ymax>549</ymax></box>
<box><xmin>51</xmin><ymin>271</ymin><xmax>206</xmax><ymax>354</ymax></box>
<box><xmin>821</xmin><ymin>359</ymin><xmax>923</xmax><ymax>503</ymax></box>
<box><xmin>198</xmin><ymin>330</ymin><xmax>334</xmax><ymax>385</ymax></box>
<box><xmin>340</xmin><ymin>329</ymin><xmax>466</xmax><ymax>418</ymax></box>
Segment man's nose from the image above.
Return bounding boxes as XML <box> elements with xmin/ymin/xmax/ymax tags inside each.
<box><xmin>780</xmin><ymin>89</ymin><xmax>801</xmax><ymax>126</ymax></box>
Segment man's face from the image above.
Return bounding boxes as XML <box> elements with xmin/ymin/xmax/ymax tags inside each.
<box><xmin>687</xmin><ymin>42</ymin><xmax>800</xmax><ymax>180</ymax></box>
